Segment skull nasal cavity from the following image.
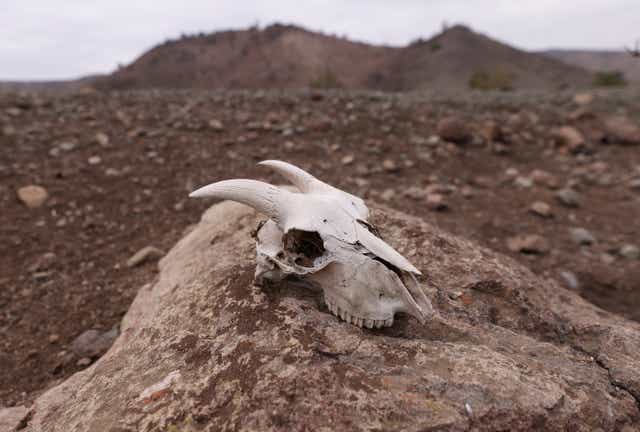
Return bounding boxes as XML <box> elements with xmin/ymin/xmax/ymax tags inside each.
<box><xmin>283</xmin><ymin>229</ymin><xmax>325</xmax><ymax>265</ymax></box>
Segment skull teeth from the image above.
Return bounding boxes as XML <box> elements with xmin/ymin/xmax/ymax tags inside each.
<box><xmin>324</xmin><ymin>297</ymin><xmax>393</xmax><ymax>329</ymax></box>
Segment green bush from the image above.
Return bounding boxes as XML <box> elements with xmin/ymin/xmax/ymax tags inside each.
<box><xmin>593</xmin><ymin>70</ymin><xmax>627</xmax><ymax>87</ymax></box>
<box><xmin>310</xmin><ymin>68</ymin><xmax>342</xmax><ymax>89</ymax></box>
<box><xmin>469</xmin><ymin>68</ymin><xmax>515</xmax><ymax>91</ymax></box>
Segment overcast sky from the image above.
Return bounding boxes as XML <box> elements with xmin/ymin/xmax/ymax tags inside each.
<box><xmin>2</xmin><ymin>0</ymin><xmax>639</xmax><ymax>80</ymax></box>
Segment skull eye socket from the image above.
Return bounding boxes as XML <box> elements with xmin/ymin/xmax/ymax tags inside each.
<box><xmin>283</xmin><ymin>229</ymin><xmax>325</xmax><ymax>267</ymax></box>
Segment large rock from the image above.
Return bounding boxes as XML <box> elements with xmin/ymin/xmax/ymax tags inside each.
<box><xmin>23</xmin><ymin>202</ymin><xmax>640</xmax><ymax>431</ymax></box>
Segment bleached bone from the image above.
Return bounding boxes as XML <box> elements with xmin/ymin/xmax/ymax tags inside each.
<box><xmin>191</xmin><ymin>178</ymin><xmax>419</xmax><ymax>275</ymax></box>
<box><xmin>258</xmin><ymin>160</ymin><xmax>369</xmax><ymax>219</ymax></box>
<box><xmin>190</xmin><ymin>160</ymin><xmax>433</xmax><ymax>327</ymax></box>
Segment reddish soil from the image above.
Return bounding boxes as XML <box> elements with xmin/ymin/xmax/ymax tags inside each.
<box><xmin>1</xmin><ymin>88</ymin><xmax>639</xmax><ymax>407</ymax></box>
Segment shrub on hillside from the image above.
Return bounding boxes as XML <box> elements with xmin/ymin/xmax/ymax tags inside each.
<box><xmin>469</xmin><ymin>68</ymin><xmax>515</xmax><ymax>91</ymax></box>
<box><xmin>310</xmin><ymin>68</ymin><xmax>342</xmax><ymax>89</ymax></box>
<box><xmin>593</xmin><ymin>70</ymin><xmax>627</xmax><ymax>87</ymax></box>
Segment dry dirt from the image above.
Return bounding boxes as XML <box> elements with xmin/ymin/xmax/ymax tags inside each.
<box><xmin>1</xmin><ymin>87</ymin><xmax>639</xmax><ymax>408</ymax></box>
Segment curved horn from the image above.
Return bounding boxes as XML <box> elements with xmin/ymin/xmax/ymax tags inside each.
<box><xmin>189</xmin><ymin>179</ymin><xmax>291</xmax><ymax>223</ymax></box>
<box><xmin>259</xmin><ymin>159</ymin><xmax>369</xmax><ymax>219</ymax></box>
<box><xmin>258</xmin><ymin>160</ymin><xmax>320</xmax><ymax>193</ymax></box>
<box><xmin>355</xmin><ymin>223</ymin><xmax>421</xmax><ymax>275</ymax></box>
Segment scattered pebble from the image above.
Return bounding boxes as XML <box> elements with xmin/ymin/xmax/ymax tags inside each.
<box><xmin>380</xmin><ymin>188</ymin><xmax>396</xmax><ymax>201</ymax></box>
<box><xmin>5</xmin><ymin>107</ymin><xmax>22</xmax><ymax>117</ymax></box>
<box><xmin>76</xmin><ymin>357</ymin><xmax>92</xmax><ymax>367</ymax></box>
<box><xmin>426</xmin><ymin>193</ymin><xmax>447</xmax><ymax>211</ymax></box>
<box><xmin>437</xmin><ymin>116</ymin><xmax>471</xmax><ymax>144</ymax></box>
<box><xmin>555</xmin><ymin>188</ymin><xmax>581</xmax><ymax>208</ymax></box>
<box><xmin>506</xmin><ymin>234</ymin><xmax>550</xmax><ymax>254</ymax></box>
<box><xmin>71</xmin><ymin>327</ymin><xmax>119</xmax><ymax>358</ymax></box>
<box><xmin>514</xmin><ymin>176</ymin><xmax>533</xmax><ymax>188</ymax></box>
<box><xmin>88</xmin><ymin>156</ymin><xmax>102</xmax><ymax>165</ymax></box>
<box><xmin>17</xmin><ymin>185</ymin><xmax>49</xmax><ymax>208</ymax></box>
<box><xmin>603</xmin><ymin>115</ymin><xmax>640</xmax><ymax>146</ymax></box>
<box><xmin>127</xmin><ymin>246</ymin><xmax>165</xmax><ymax>268</ymax></box>
<box><xmin>569</xmin><ymin>227</ymin><xmax>595</xmax><ymax>245</ymax></box>
<box><xmin>382</xmin><ymin>159</ymin><xmax>398</xmax><ymax>172</ymax></box>
<box><xmin>619</xmin><ymin>244</ymin><xmax>640</xmax><ymax>259</ymax></box>
<box><xmin>530</xmin><ymin>201</ymin><xmax>552</xmax><ymax>218</ymax></box>
<box><xmin>552</xmin><ymin>126</ymin><xmax>585</xmax><ymax>153</ymax></box>
<box><xmin>341</xmin><ymin>155</ymin><xmax>355</xmax><ymax>165</ymax></box>
<box><xmin>95</xmin><ymin>132</ymin><xmax>110</xmax><ymax>146</ymax></box>
<box><xmin>531</xmin><ymin>169</ymin><xmax>559</xmax><ymax>189</ymax></box>
<box><xmin>573</xmin><ymin>92</ymin><xmax>594</xmax><ymax>106</ymax></box>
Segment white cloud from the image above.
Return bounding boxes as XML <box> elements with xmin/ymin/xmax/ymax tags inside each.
<box><xmin>1</xmin><ymin>0</ymin><xmax>638</xmax><ymax>80</ymax></box>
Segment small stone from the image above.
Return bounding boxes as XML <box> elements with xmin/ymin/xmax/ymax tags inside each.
<box><xmin>531</xmin><ymin>169</ymin><xmax>559</xmax><ymax>189</ymax></box>
<box><xmin>403</xmin><ymin>186</ymin><xmax>426</xmax><ymax>200</ymax></box>
<box><xmin>506</xmin><ymin>234</ymin><xmax>550</xmax><ymax>254</ymax></box>
<box><xmin>127</xmin><ymin>246</ymin><xmax>165</xmax><ymax>267</ymax></box>
<box><xmin>95</xmin><ymin>132</ymin><xmax>110</xmax><ymax>146</ymax></box>
<box><xmin>629</xmin><ymin>178</ymin><xmax>640</xmax><ymax>190</ymax></box>
<box><xmin>555</xmin><ymin>188</ymin><xmax>581</xmax><ymax>208</ymax></box>
<box><xmin>71</xmin><ymin>327</ymin><xmax>119</xmax><ymax>358</ymax></box>
<box><xmin>437</xmin><ymin>116</ymin><xmax>471</xmax><ymax>144</ymax></box>
<box><xmin>283</xmin><ymin>140</ymin><xmax>295</xmax><ymax>150</ymax></box>
<box><xmin>48</xmin><ymin>334</ymin><xmax>60</xmax><ymax>344</ymax></box>
<box><xmin>426</xmin><ymin>193</ymin><xmax>447</xmax><ymax>211</ymax></box>
<box><xmin>478</xmin><ymin>120</ymin><xmax>503</xmax><ymax>143</ymax></box>
<box><xmin>530</xmin><ymin>201</ymin><xmax>552</xmax><ymax>218</ymax></box>
<box><xmin>5</xmin><ymin>107</ymin><xmax>22</xmax><ymax>116</ymax></box>
<box><xmin>603</xmin><ymin>116</ymin><xmax>640</xmax><ymax>145</ymax></box>
<box><xmin>380</xmin><ymin>188</ymin><xmax>395</xmax><ymax>201</ymax></box>
<box><xmin>2</xmin><ymin>124</ymin><xmax>16</xmax><ymax>136</ymax></box>
<box><xmin>505</xmin><ymin>168</ymin><xmax>519</xmax><ymax>178</ymax></box>
<box><xmin>573</xmin><ymin>92</ymin><xmax>594</xmax><ymax>105</ymax></box>
<box><xmin>382</xmin><ymin>159</ymin><xmax>398</xmax><ymax>172</ymax></box>
<box><xmin>559</xmin><ymin>271</ymin><xmax>580</xmax><ymax>290</ymax></box>
<box><xmin>514</xmin><ymin>176</ymin><xmax>533</xmax><ymax>188</ymax></box>
<box><xmin>552</xmin><ymin>126</ymin><xmax>586</xmax><ymax>153</ymax></box>
<box><xmin>569</xmin><ymin>227</ymin><xmax>595</xmax><ymax>245</ymax></box>
<box><xmin>88</xmin><ymin>156</ymin><xmax>102</xmax><ymax>165</ymax></box>
<box><xmin>341</xmin><ymin>155</ymin><xmax>354</xmax><ymax>165</ymax></box>
<box><xmin>619</xmin><ymin>244</ymin><xmax>640</xmax><ymax>259</ymax></box>
<box><xmin>461</xmin><ymin>186</ymin><xmax>474</xmax><ymax>199</ymax></box>
<box><xmin>17</xmin><ymin>185</ymin><xmax>49</xmax><ymax>208</ymax></box>
<box><xmin>77</xmin><ymin>357</ymin><xmax>92</xmax><ymax>367</ymax></box>
<box><xmin>601</xmin><ymin>253</ymin><xmax>616</xmax><ymax>264</ymax></box>
<box><xmin>59</xmin><ymin>141</ymin><xmax>77</xmax><ymax>152</ymax></box>
<box><xmin>427</xmin><ymin>135</ymin><xmax>440</xmax><ymax>146</ymax></box>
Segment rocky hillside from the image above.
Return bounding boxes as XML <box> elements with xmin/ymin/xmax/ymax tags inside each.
<box><xmin>544</xmin><ymin>49</ymin><xmax>640</xmax><ymax>82</ymax></box>
<box><xmin>96</xmin><ymin>24</ymin><xmax>593</xmax><ymax>91</ymax></box>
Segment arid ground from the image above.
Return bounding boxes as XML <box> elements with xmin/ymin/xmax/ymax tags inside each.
<box><xmin>1</xmin><ymin>87</ymin><xmax>639</xmax><ymax>407</ymax></box>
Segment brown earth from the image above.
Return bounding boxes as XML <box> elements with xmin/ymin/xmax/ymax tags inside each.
<box><xmin>95</xmin><ymin>24</ymin><xmax>593</xmax><ymax>91</ymax></box>
<box><xmin>1</xmin><ymin>87</ymin><xmax>639</xmax><ymax>411</ymax></box>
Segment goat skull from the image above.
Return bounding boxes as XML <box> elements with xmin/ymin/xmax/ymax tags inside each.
<box><xmin>190</xmin><ymin>160</ymin><xmax>433</xmax><ymax>328</ymax></box>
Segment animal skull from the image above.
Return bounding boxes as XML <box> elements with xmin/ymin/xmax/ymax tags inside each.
<box><xmin>190</xmin><ymin>160</ymin><xmax>434</xmax><ymax>328</ymax></box>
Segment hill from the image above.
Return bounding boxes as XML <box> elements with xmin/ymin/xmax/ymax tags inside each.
<box><xmin>543</xmin><ymin>49</ymin><xmax>640</xmax><ymax>83</ymax></box>
<box><xmin>95</xmin><ymin>24</ymin><xmax>593</xmax><ymax>91</ymax></box>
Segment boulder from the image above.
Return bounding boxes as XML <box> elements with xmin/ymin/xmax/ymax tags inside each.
<box><xmin>23</xmin><ymin>202</ymin><xmax>640</xmax><ymax>431</ymax></box>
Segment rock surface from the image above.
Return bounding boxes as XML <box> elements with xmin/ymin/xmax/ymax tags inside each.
<box><xmin>20</xmin><ymin>202</ymin><xmax>640</xmax><ymax>431</ymax></box>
